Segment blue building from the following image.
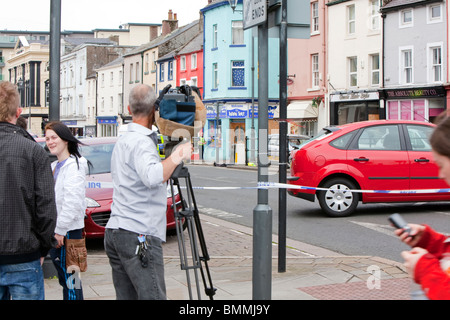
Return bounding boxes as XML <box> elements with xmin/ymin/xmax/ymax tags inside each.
<box><xmin>201</xmin><ymin>0</ymin><xmax>280</xmax><ymax>163</ymax></box>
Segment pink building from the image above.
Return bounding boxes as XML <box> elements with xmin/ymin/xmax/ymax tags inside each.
<box><xmin>287</xmin><ymin>0</ymin><xmax>328</xmax><ymax>137</ymax></box>
<box><xmin>175</xmin><ymin>33</ymin><xmax>204</xmax><ymax>97</ymax></box>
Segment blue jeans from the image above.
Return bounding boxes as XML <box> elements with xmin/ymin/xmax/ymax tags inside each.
<box><xmin>49</xmin><ymin>229</ymin><xmax>84</xmax><ymax>300</ymax></box>
<box><xmin>0</xmin><ymin>259</ymin><xmax>45</xmax><ymax>300</ymax></box>
<box><xmin>104</xmin><ymin>228</ymin><xmax>166</xmax><ymax>300</ymax></box>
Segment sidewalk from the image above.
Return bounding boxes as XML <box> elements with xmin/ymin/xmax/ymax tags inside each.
<box><xmin>44</xmin><ymin>214</ymin><xmax>411</xmax><ymax>300</ymax></box>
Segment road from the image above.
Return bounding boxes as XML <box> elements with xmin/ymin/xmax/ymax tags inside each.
<box><xmin>185</xmin><ymin>163</ymin><xmax>450</xmax><ymax>262</ymax></box>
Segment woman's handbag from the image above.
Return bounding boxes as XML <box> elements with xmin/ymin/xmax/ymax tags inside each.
<box><xmin>65</xmin><ymin>238</ymin><xmax>88</xmax><ymax>272</ymax></box>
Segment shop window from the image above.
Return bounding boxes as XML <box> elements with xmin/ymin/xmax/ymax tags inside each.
<box><xmin>387</xmin><ymin>100</ymin><xmax>427</xmax><ymax>121</ymax></box>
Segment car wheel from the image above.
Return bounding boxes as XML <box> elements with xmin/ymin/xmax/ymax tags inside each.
<box><xmin>317</xmin><ymin>178</ymin><xmax>359</xmax><ymax>217</ymax></box>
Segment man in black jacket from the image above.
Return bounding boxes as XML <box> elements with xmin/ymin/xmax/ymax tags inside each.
<box><xmin>0</xmin><ymin>81</ymin><xmax>57</xmax><ymax>300</ymax></box>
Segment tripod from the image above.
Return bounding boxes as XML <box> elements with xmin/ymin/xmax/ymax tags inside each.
<box><xmin>169</xmin><ymin>163</ymin><xmax>216</xmax><ymax>300</ymax></box>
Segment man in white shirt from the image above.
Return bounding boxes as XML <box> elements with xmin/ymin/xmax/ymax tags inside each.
<box><xmin>104</xmin><ymin>84</ymin><xmax>191</xmax><ymax>300</ymax></box>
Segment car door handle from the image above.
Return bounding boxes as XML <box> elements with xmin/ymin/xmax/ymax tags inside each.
<box><xmin>414</xmin><ymin>158</ymin><xmax>430</xmax><ymax>162</ymax></box>
<box><xmin>354</xmin><ymin>157</ymin><xmax>369</xmax><ymax>162</ymax></box>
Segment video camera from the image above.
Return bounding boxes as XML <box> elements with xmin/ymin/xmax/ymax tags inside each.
<box><xmin>156</xmin><ymin>84</ymin><xmax>203</xmax><ymax>157</ymax></box>
<box><xmin>156</xmin><ymin>84</ymin><xmax>201</xmax><ymax>127</ymax></box>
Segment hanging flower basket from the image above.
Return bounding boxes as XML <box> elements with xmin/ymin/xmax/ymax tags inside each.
<box><xmin>312</xmin><ymin>96</ymin><xmax>323</xmax><ymax>108</ymax></box>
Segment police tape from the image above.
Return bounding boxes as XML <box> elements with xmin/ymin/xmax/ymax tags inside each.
<box><xmin>86</xmin><ymin>180</ymin><xmax>450</xmax><ymax>194</ymax></box>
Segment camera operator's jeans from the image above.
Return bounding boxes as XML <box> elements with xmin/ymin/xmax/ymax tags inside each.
<box><xmin>104</xmin><ymin>228</ymin><xmax>166</xmax><ymax>300</ymax></box>
<box><xmin>0</xmin><ymin>259</ymin><xmax>45</xmax><ymax>300</ymax></box>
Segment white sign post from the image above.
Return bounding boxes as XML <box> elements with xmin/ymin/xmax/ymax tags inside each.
<box><xmin>243</xmin><ymin>0</ymin><xmax>267</xmax><ymax>30</ymax></box>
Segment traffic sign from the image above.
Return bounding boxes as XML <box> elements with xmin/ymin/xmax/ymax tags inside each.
<box><xmin>243</xmin><ymin>0</ymin><xmax>267</xmax><ymax>30</ymax></box>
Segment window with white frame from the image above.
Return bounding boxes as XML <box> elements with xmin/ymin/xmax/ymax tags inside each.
<box><xmin>168</xmin><ymin>61</ymin><xmax>173</xmax><ymax>80</ymax></box>
<box><xmin>400</xmin><ymin>9</ymin><xmax>413</xmax><ymax>27</ymax></box>
<box><xmin>110</xmin><ymin>72</ymin><xmax>114</xmax><ymax>86</ymax></box>
<box><xmin>180</xmin><ymin>78</ymin><xmax>187</xmax><ymax>86</ymax></box>
<box><xmin>400</xmin><ymin>48</ymin><xmax>413</xmax><ymax>84</ymax></box>
<box><xmin>159</xmin><ymin>63</ymin><xmax>164</xmax><ymax>82</ymax></box>
<box><xmin>231</xmin><ymin>61</ymin><xmax>245</xmax><ymax>87</ymax></box>
<box><xmin>370</xmin><ymin>0</ymin><xmax>381</xmax><ymax>30</ymax></box>
<box><xmin>118</xmin><ymin>93</ymin><xmax>123</xmax><ymax>113</ymax></box>
<box><xmin>135</xmin><ymin>62</ymin><xmax>140</xmax><ymax>82</ymax></box>
<box><xmin>348</xmin><ymin>56</ymin><xmax>358</xmax><ymax>87</ymax></box>
<box><xmin>130</xmin><ymin>63</ymin><xmax>134</xmax><ymax>82</ymax></box>
<box><xmin>428</xmin><ymin>3</ymin><xmax>442</xmax><ymax>23</ymax></box>
<box><xmin>191</xmin><ymin>53</ymin><xmax>197</xmax><ymax>69</ymax></box>
<box><xmin>232</xmin><ymin>21</ymin><xmax>244</xmax><ymax>45</ymax></box>
<box><xmin>145</xmin><ymin>53</ymin><xmax>149</xmax><ymax>73</ymax></box>
<box><xmin>347</xmin><ymin>5</ymin><xmax>356</xmax><ymax>34</ymax></box>
<box><xmin>311</xmin><ymin>2</ymin><xmax>319</xmax><ymax>34</ymax></box>
<box><xmin>180</xmin><ymin>55</ymin><xmax>186</xmax><ymax>71</ymax></box>
<box><xmin>429</xmin><ymin>44</ymin><xmax>442</xmax><ymax>82</ymax></box>
<box><xmin>213</xmin><ymin>24</ymin><xmax>218</xmax><ymax>48</ymax></box>
<box><xmin>190</xmin><ymin>76</ymin><xmax>198</xmax><ymax>88</ymax></box>
<box><xmin>311</xmin><ymin>54</ymin><xmax>319</xmax><ymax>88</ymax></box>
<box><xmin>213</xmin><ymin>63</ymin><xmax>218</xmax><ymax>89</ymax></box>
<box><xmin>370</xmin><ymin>53</ymin><xmax>380</xmax><ymax>86</ymax></box>
<box><xmin>152</xmin><ymin>51</ymin><xmax>157</xmax><ymax>71</ymax></box>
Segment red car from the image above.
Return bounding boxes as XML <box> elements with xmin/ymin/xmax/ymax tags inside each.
<box><xmin>37</xmin><ymin>136</ymin><xmax>181</xmax><ymax>238</ymax></box>
<box><xmin>288</xmin><ymin>120</ymin><xmax>450</xmax><ymax>217</ymax></box>
<box><xmin>80</xmin><ymin>137</ymin><xmax>182</xmax><ymax>238</ymax></box>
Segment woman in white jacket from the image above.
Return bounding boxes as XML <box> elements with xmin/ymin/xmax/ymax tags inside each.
<box><xmin>45</xmin><ymin>121</ymin><xmax>88</xmax><ymax>300</ymax></box>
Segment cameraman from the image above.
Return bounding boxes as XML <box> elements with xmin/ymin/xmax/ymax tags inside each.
<box><xmin>395</xmin><ymin>114</ymin><xmax>450</xmax><ymax>300</ymax></box>
<box><xmin>104</xmin><ymin>84</ymin><xmax>191</xmax><ymax>300</ymax></box>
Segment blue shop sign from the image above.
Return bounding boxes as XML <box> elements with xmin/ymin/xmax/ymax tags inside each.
<box><xmin>97</xmin><ymin>116</ymin><xmax>118</xmax><ymax>124</ymax></box>
<box><xmin>206</xmin><ymin>104</ymin><xmax>277</xmax><ymax>119</ymax></box>
<box><xmin>62</xmin><ymin>120</ymin><xmax>77</xmax><ymax>126</ymax></box>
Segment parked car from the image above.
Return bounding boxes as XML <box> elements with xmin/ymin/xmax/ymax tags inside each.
<box><xmin>268</xmin><ymin>134</ymin><xmax>309</xmax><ymax>161</ymax></box>
<box><xmin>288</xmin><ymin>120</ymin><xmax>450</xmax><ymax>217</ymax></box>
<box><xmin>37</xmin><ymin>136</ymin><xmax>181</xmax><ymax>238</ymax></box>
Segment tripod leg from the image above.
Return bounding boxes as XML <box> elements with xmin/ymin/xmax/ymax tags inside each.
<box><xmin>170</xmin><ymin>165</ymin><xmax>216</xmax><ymax>300</ymax></box>
<box><xmin>185</xmin><ymin>171</ymin><xmax>216</xmax><ymax>300</ymax></box>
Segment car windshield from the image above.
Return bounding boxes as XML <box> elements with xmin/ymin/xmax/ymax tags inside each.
<box><xmin>80</xmin><ymin>143</ymin><xmax>115</xmax><ymax>175</ymax></box>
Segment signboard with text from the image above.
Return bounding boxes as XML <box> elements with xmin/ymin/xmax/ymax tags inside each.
<box><xmin>243</xmin><ymin>0</ymin><xmax>267</xmax><ymax>30</ymax></box>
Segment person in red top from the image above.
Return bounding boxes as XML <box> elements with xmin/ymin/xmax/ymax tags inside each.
<box><xmin>395</xmin><ymin>113</ymin><xmax>450</xmax><ymax>300</ymax></box>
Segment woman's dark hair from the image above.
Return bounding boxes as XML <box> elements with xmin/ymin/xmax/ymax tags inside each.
<box><xmin>430</xmin><ymin>112</ymin><xmax>450</xmax><ymax>158</ymax></box>
<box><xmin>45</xmin><ymin>121</ymin><xmax>85</xmax><ymax>169</ymax></box>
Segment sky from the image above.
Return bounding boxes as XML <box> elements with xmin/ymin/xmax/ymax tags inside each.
<box><xmin>0</xmin><ymin>0</ymin><xmax>207</xmax><ymax>32</ymax></box>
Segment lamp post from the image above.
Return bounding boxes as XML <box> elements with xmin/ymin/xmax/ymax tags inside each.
<box><xmin>228</xmin><ymin>0</ymin><xmax>239</xmax><ymax>12</ymax></box>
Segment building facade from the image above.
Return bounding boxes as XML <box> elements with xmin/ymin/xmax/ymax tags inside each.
<box><xmin>201</xmin><ymin>0</ymin><xmax>280</xmax><ymax>163</ymax></box>
<box><xmin>60</xmin><ymin>41</ymin><xmax>130</xmax><ymax>136</ymax></box>
<box><xmin>7</xmin><ymin>37</ymin><xmax>49</xmax><ymax>136</ymax></box>
<box><xmin>95</xmin><ymin>57</ymin><xmax>124</xmax><ymax>137</ymax></box>
<box><xmin>381</xmin><ymin>0</ymin><xmax>447</xmax><ymax>123</ymax></box>
<box><xmin>287</xmin><ymin>0</ymin><xmax>328</xmax><ymax>137</ymax></box>
<box><xmin>327</xmin><ymin>0</ymin><xmax>384</xmax><ymax>126</ymax></box>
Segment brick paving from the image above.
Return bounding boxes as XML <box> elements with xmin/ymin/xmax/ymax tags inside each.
<box><xmin>46</xmin><ymin>212</ymin><xmax>412</xmax><ymax>300</ymax></box>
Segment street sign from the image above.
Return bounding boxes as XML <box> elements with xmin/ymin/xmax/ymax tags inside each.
<box><xmin>243</xmin><ymin>0</ymin><xmax>267</xmax><ymax>30</ymax></box>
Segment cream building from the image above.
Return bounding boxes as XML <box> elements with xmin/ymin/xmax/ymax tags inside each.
<box><xmin>7</xmin><ymin>37</ymin><xmax>50</xmax><ymax>136</ymax></box>
<box><xmin>95</xmin><ymin>57</ymin><xmax>124</xmax><ymax>136</ymax></box>
<box><xmin>327</xmin><ymin>0</ymin><xmax>383</xmax><ymax>125</ymax></box>
<box><xmin>93</xmin><ymin>23</ymin><xmax>161</xmax><ymax>46</ymax></box>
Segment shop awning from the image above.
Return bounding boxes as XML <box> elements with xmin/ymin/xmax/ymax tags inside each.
<box><xmin>287</xmin><ymin>101</ymin><xmax>318</xmax><ymax>119</ymax></box>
